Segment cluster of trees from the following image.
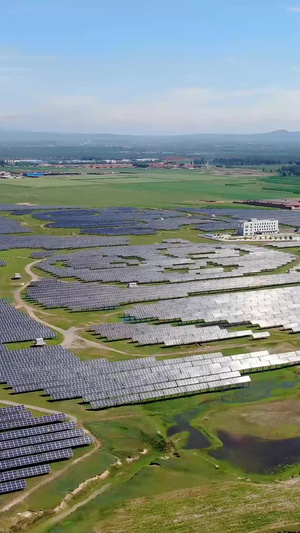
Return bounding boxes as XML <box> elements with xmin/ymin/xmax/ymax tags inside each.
<box><xmin>211</xmin><ymin>157</ymin><xmax>282</xmax><ymax>166</ymax></box>
<box><xmin>280</xmin><ymin>165</ymin><xmax>300</xmax><ymax>176</ymax></box>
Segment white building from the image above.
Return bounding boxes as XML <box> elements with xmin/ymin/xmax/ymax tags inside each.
<box><xmin>237</xmin><ymin>218</ymin><xmax>279</xmax><ymax>236</ymax></box>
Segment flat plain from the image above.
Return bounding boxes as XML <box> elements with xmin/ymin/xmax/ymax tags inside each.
<box><xmin>1</xmin><ymin>168</ymin><xmax>300</xmax><ymax>208</ymax></box>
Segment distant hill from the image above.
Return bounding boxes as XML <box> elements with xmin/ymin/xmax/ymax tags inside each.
<box><xmin>0</xmin><ymin>129</ymin><xmax>300</xmax><ymax>161</ymax></box>
<box><xmin>1</xmin><ymin>129</ymin><xmax>300</xmax><ymax>147</ymax></box>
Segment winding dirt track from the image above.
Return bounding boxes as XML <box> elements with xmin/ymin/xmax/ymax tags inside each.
<box><xmin>34</xmin><ymin>483</ymin><xmax>111</xmax><ymax>531</ymax></box>
<box><xmin>13</xmin><ymin>261</ymin><xmax>272</xmax><ymax>358</ymax></box>
<box><xmin>13</xmin><ymin>261</ymin><xmax>128</xmax><ymax>354</ymax></box>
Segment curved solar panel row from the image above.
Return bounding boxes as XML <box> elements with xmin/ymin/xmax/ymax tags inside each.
<box><xmin>27</xmin><ymin>271</ymin><xmax>300</xmax><ymax>311</ymax></box>
<box><xmin>31</xmin><ymin>207</ymin><xmax>202</xmax><ymax>235</ymax></box>
<box><xmin>35</xmin><ymin>242</ymin><xmax>294</xmax><ymax>284</ymax></box>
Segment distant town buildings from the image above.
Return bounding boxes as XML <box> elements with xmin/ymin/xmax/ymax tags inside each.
<box><xmin>0</xmin><ymin>171</ymin><xmax>22</xmax><ymax>179</ymax></box>
<box><xmin>237</xmin><ymin>218</ymin><xmax>279</xmax><ymax>236</ymax></box>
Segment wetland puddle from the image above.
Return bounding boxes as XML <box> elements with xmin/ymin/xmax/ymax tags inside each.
<box><xmin>211</xmin><ymin>430</ymin><xmax>300</xmax><ymax>474</ymax></box>
<box><xmin>167</xmin><ymin>412</ymin><xmax>211</xmax><ymax>450</ymax></box>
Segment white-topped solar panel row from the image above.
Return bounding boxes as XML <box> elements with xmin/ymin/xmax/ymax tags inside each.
<box><xmin>124</xmin><ymin>284</ymin><xmax>300</xmax><ymax>334</ymax></box>
<box><xmin>27</xmin><ymin>271</ymin><xmax>300</xmax><ymax>311</ymax></box>
<box><xmin>1</xmin><ymin>344</ymin><xmax>299</xmax><ymax>411</ymax></box>
<box><xmin>91</xmin><ymin>322</ymin><xmax>268</xmax><ymax>346</ymax></box>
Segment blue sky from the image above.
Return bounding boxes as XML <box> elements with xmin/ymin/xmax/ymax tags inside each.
<box><xmin>1</xmin><ymin>0</ymin><xmax>300</xmax><ymax>133</ymax></box>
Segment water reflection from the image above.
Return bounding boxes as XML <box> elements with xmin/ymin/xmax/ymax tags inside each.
<box><xmin>167</xmin><ymin>411</ymin><xmax>211</xmax><ymax>450</ymax></box>
<box><xmin>211</xmin><ymin>430</ymin><xmax>300</xmax><ymax>474</ymax></box>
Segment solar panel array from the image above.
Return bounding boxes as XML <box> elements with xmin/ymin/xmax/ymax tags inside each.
<box><xmin>178</xmin><ymin>206</ymin><xmax>300</xmax><ymax>230</ymax></box>
<box><xmin>269</xmin><ymin>242</ymin><xmax>300</xmax><ymax>249</ymax></box>
<box><xmin>35</xmin><ymin>242</ymin><xmax>294</xmax><ymax>284</ymax></box>
<box><xmin>91</xmin><ymin>322</ymin><xmax>269</xmax><ymax>346</ymax></box>
<box><xmin>0</xmin><ymin>235</ymin><xmax>128</xmax><ymax>251</ymax></box>
<box><xmin>1</xmin><ymin>203</ymin><xmax>300</xmax><ymax>493</ymax></box>
<box><xmin>0</xmin><ymin>405</ymin><xmax>93</xmax><ymax>495</ymax></box>
<box><xmin>0</xmin><ymin>216</ymin><xmax>32</xmax><ymax>234</ymax></box>
<box><xmin>31</xmin><ymin>207</ymin><xmax>202</xmax><ymax>235</ymax></box>
<box><xmin>3</xmin><ymin>203</ymin><xmax>300</xmax><ymax>237</ymax></box>
<box><xmin>0</xmin><ymin>342</ymin><xmax>299</xmax><ymax>412</ymax></box>
<box><xmin>0</xmin><ymin>299</ymin><xmax>55</xmax><ymax>343</ymax></box>
<box><xmin>27</xmin><ymin>270</ymin><xmax>300</xmax><ymax>311</ymax></box>
<box><xmin>0</xmin><ymin>480</ymin><xmax>26</xmax><ymax>494</ymax></box>
<box><xmin>125</xmin><ymin>285</ymin><xmax>300</xmax><ymax>334</ymax></box>
<box><xmin>88</xmin><ymin>350</ymin><xmax>300</xmax><ymax>409</ymax></box>
<box><xmin>30</xmin><ymin>251</ymin><xmax>55</xmax><ymax>259</ymax></box>
<box><xmin>30</xmin><ymin>205</ymin><xmax>300</xmax><ymax>234</ymax></box>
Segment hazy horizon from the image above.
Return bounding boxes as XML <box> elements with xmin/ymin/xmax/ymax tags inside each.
<box><xmin>0</xmin><ymin>128</ymin><xmax>298</xmax><ymax>137</ymax></box>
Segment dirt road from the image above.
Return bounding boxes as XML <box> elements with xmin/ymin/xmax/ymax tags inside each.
<box><xmin>13</xmin><ymin>261</ymin><xmax>129</xmax><ymax>354</ymax></box>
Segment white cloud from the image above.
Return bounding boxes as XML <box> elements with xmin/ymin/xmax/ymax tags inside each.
<box><xmin>0</xmin><ymin>49</ymin><xmax>300</xmax><ymax>133</ymax></box>
<box><xmin>1</xmin><ymin>86</ymin><xmax>300</xmax><ymax>134</ymax></box>
<box><xmin>287</xmin><ymin>6</ymin><xmax>300</xmax><ymax>11</ymax></box>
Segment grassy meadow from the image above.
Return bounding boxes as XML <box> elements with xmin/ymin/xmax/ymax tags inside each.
<box><xmin>1</xmin><ymin>168</ymin><xmax>300</xmax><ymax>208</ymax></box>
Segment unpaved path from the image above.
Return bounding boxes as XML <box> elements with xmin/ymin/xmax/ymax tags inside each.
<box><xmin>13</xmin><ymin>261</ymin><xmax>128</xmax><ymax>355</ymax></box>
<box><xmin>36</xmin><ymin>483</ymin><xmax>111</xmax><ymax>531</ymax></box>
<box><xmin>13</xmin><ymin>261</ymin><xmax>257</xmax><ymax>359</ymax></box>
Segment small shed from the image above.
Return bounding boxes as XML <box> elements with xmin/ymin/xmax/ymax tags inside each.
<box><xmin>34</xmin><ymin>338</ymin><xmax>46</xmax><ymax>347</ymax></box>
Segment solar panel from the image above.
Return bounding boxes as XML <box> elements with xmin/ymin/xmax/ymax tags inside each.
<box><xmin>0</xmin><ymin>464</ymin><xmax>51</xmax><ymax>482</ymax></box>
<box><xmin>0</xmin><ymin>448</ymin><xmax>73</xmax><ymax>471</ymax></box>
<box><xmin>0</xmin><ymin>413</ymin><xmax>66</xmax><ymax>432</ymax></box>
<box><xmin>1</xmin><ymin>436</ymin><xmax>93</xmax><ymax>459</ymax></box>
<box><xmin>1</xmin><ymin>428</ymin><xmax>84</xmax><ymax>450</ymax></box>
<box><xmin>0</xmin><ymin>421</ymin><xmax>76</xmax><ymax>442</ymax></box>
<box><xmin>0</xmin><ymin>479</ymin><xmax>26</xmax><ymax>494</ymax></box>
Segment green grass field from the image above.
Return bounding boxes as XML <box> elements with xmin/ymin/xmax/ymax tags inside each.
<box><xmin>2</xmin><ymin>169</ymin><xmax>300</xmax><ymax>532</ymax></box>
<box><xmin>1</xmin><ymin>168</ymin><xmax>300</xmax><ymax>208</ymax></box>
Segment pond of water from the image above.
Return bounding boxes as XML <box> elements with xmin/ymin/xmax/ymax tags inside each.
<box><xmin>211</xmin><ymin>430</ymin><xmax>300</xmax><ymax>474</ymax></box>
<box><xmin>167</xmin><ymin>411</ymin><xmax>211</xmax><ymax>450</ymax></box>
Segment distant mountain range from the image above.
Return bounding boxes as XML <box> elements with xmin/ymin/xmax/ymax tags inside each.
<box><xmin>1</xmin><ymin>129</ymin><xmax>300</xmax><ymax>147</ymax></box>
